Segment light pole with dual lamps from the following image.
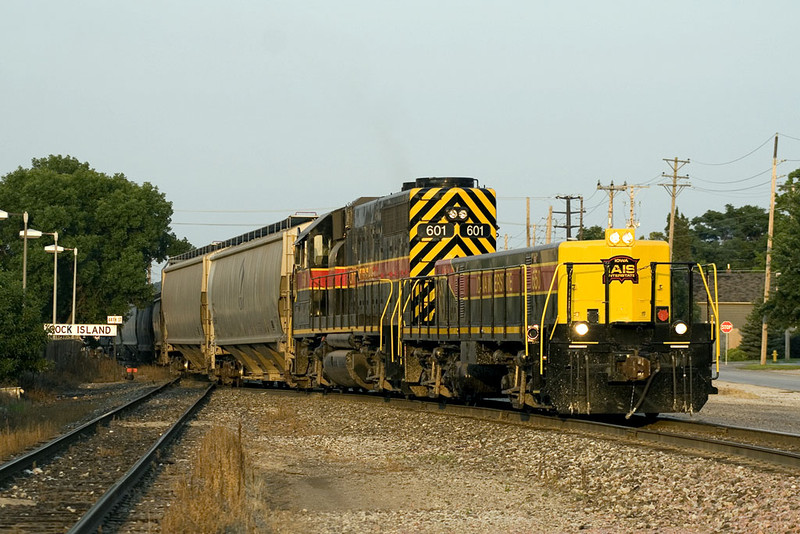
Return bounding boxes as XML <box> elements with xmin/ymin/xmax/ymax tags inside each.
<box><xmin>18</xmin><ymin>228</ymin><xmax>60</xmax><ymax>324</ymax></box>
<box><xmin>46</xmin><ymin>245</ymin><xmax>78</xmax><ymax>325</ymax></box>
<box><xmin>1</xmin><ymin>209</ymin><xmax>32</xmax><ymax>292</ymax></box>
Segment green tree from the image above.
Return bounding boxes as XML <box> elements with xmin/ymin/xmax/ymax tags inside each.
<box><xmin>0</xmin><ymin>270</ymin><xmax>50</xmax><ymax>380</ymax></box>
<box><xmin>738</xmin><ymin>302</ymin><xmax>783</xmax><ymax>359</ymax></box>
<box><xmin>691</xmin><ymin>204</ymin><xmax>767</xmax><ymax>269</ymax></box>
<box><xmin>671</xmin><ymin>208</ymin><xmax>692</xmax><ymax>262</ymax></box>
<box><xmin>580</xmin><ymin>225</ymin><xmax>605</xmax><ymax>240</ymax></box>
<box><xmin>764</xmin><ymin>167</ymin><xmax>800</xmax><ymax>329</ymax></box>
<box><xmin>0</xmin><ymin>155</ymin><xmax>192</xmax><ymax>324</ymax></box>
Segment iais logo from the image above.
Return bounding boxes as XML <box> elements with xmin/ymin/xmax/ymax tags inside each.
<box><xmin>601</xmin><ymin>255</ymin><xmax>639</xmax><ymax>284</ymax></box>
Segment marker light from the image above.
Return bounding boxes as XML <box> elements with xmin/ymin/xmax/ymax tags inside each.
<box><xmin>673</xmin><ymin>321</ymin><xmax>688</xmax><ymax>335</ymax></box>
<box><xmin>573</xmin><ymin>322</ymin><xmax>590</xmax><ymax>336</ymax></box>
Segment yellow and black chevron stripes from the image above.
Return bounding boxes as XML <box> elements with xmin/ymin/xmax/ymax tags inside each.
<box><xmin>408</xmin><ymin>186</ymin><xmax>496</xmax><ymax>278</ymax></box>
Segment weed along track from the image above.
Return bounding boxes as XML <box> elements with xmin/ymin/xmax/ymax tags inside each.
<box><xmin>0</xmin><ymin>378</ymin><xmax>212</xmax><ymax>533</ymax></box>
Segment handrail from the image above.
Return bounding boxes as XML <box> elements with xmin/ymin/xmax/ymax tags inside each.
<box><xmin>539</xmin><ymin>263</ymin><xmax>566</xmax><ymax>375</ymax></box>
<box><xmin>377</xmin><ymin>279</ymin><xmax>395</xmax><ymax>353</ymax></box>
<box><xmin>523</xmin><ymin>264</ymin><xmax>529</xmax><ymax>359</ymax></box>
<box><xmin>696</xmin><ymin>264</ymin><xmax>721</xmax><ymax>375</ymax></box>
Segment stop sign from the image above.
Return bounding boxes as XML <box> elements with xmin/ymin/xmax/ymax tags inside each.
<box><xmin>720</xmin><ymin>321</ymin><xmax>733</xmax><ymax>333</ymax></box>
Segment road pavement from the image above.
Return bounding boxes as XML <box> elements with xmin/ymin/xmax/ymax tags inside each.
<box><xmin>716</xmin><ymin>361</ymin><xmax>800</xmax><ymax>391</ymax></box>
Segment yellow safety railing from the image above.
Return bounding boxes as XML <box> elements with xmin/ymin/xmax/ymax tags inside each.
<box><xmin>539</xmin><ymin>263</ymin><xmax>566</xmax><ymax>376</ymax></box>
<box><xmin>378</xmin><ymin>279</ymin><xmax>395</xmax><ymax>354</ymax></box>
<box><xmin>697</xmin><ymin>264</ymin><xmax>721</xmax><ymax>374</ymax></box>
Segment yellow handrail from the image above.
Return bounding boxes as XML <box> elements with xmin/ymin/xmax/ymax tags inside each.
<box><xmin>523</xmin><ymin>265</ymin><xmax>528</xmax><ymax>359</ymax></box>
<box><xmin>696</xmin><ymin>264</ymin><xmax>721</xmax><ymax>374</ymax></box>
<box><xmin>539</xmin><ymin>263</ymin><xmax>566</xmax><ymax>375</ymax></box>
<box><xmin>378</xmin><ymin>279</ymin><xmax>394</xmax><ymax>354</ymax></box>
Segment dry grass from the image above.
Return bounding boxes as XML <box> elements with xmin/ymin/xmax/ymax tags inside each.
<box><xmin>161</xmin><ymin>423</ymin><xmax>255</xmax><ymax>533</ymax></box>
<box><xmin>1</xmin><ymin>352</ymin><xmax>175</xmax><ymax>461</ymax></box>
<box><xmin>0</xmin><ymin>398</ymin><xmax>95</xmax><ymax>461</ymax></box>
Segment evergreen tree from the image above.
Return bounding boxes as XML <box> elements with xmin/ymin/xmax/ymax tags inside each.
<box><xmin>738</xmin><ymin>302</ymin><xmax>784</xmax><ymax>359</ymax></box>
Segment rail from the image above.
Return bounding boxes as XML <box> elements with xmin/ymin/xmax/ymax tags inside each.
<box><xmin>0</xmin><ymin>377</ymin><xmax>180</xmax><ymax>484</ymax></box>
<box><xmin>68</xmin><ymin>382</ymin><xmax>215</xmax><ymax>533</ymax></box>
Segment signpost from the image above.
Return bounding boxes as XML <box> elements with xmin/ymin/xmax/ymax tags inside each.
<box><xmin>720</xmin><ymin>321</ymin><xmax>733</xmax><ymax>364</ymax></box>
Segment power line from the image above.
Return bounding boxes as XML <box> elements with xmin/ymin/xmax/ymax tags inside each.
<box><xmin>692</xmin><ymin>167</ymin><xmax>773</xmax><ymax>185</ymax></box>
<box><xmin>692</xmin><ymin>178</ymin><xmax>773</xmax><ymax>193</ymax></box>
<box><xmin>693</xmin><ymin>134</ymin><xmax>775</xmax><ymax>166</ymax></box>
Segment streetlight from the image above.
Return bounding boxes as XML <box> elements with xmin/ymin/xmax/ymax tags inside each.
<box><xmin>47</xmin><ymin>245</ymin><xmax>78</xmax><ymax>325</ymax></box>
<box><xmin>20</xmin><ymin>229</ymin><xmax>59</xmax><ymax>324</ymax></box>
<box><xmin>2</xmin><ymin>210</ymin><xmax>31</xmax><ymax>291</ymax></box>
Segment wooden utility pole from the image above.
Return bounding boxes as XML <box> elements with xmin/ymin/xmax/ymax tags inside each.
<box><xmin>761</xmin><ymin>134</ymin><xmax>780</xmax><ymax>366</ymax></box>
<box><xmin>545</xmin><ymin>206</ymin><xmax>553</xmax><ymax>244</ymax></box>
<box><xmin>526</xmin><ymin>197</ymin><xmax>531</xmax><ymax>247</ymax></box>
<box><xmin>554</xmin><ymin>195</ymin><xmax>584</xmax><ymax>240</ymax></box>
<box><xmin>659</xmin><ymin>158</ymin><xmax>690</xmax><ymax>261</ymax></box>
<box><xmin>504</xmin><ymin>234</ymin><xmax>509</xmax><ymax>251</ymax></box>
<box><xmin>597</xmin><ymin>181</ymin><xmax>627</xmax><ymax>228</ymax></box>
<box><xmin>626</xmin><ymin>184</ymin><xmax>650</xmax><ymax>228</ymax></box>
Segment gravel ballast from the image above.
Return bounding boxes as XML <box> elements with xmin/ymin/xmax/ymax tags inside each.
<box><xmin>194</xmin><ymin>384</ymin><xmax>800</xmax><ymax>534</ymax></box>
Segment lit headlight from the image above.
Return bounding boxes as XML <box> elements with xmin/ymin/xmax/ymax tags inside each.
<box><xmin>608</xmin><ymin>231</ymin><xmax>621</xmax><ymax>244</ymax></box>
<box><xmin>458</xmin><ymin>208</ymin><xmax>468</xmax><ymax>221</ymax></box>
<box><xmin>573</xmin><ymin>322</ymin><xmax>590</xmax><ymax>336</ymax></box>
<box><xmin>447</xmin><ymin>208</ymin><xmax>459</xmax><ymax>221</ymax></box>
<box><xmin>673</xmin><ymin>321</ymin><xmax>688</xmax><ymax>335</ymax></box>
<box><xmin>622</xmin><ymin>231</ymin><xmax>634</xmax><ymax>245</ymax></box>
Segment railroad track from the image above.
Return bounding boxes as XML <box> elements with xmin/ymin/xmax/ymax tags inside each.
<box><xmin>282</xmin><ymin>389</ymin><xmax>800</xmax><ymax>472</ymax></box>
<box><xmin>0</xmin><ymin>377</ymin><xmax>214</xmax><ymax>534</ymax></box>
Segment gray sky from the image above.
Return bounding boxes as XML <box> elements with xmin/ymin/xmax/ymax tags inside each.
<box><xmin>2</xmin><ymin>1</ymin><xmax>799</xmax><ymax>255</ymax></box>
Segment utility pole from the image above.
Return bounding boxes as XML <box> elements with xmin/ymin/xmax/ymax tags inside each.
<box><xmin>659</xmin><ymin>158</ymin><xmax>690</xmax><ymax>261</ymax></box>
<box><xmin>579</xmin><ymin>196</ymin><xmax>585</xmax><ymax>240</ymax></box>
<box><xmin>545</xmin><ymin>206</ymin><xmax>553</xmax><ymax>244</ymax></box>
<box><xmin>761</xmin><ymin>134</ymin><xmax>779</xmax><ymax>366</ymax></box>
<box><xmin>626</xmin><ymin>184</ymin><xmax>650</xmax><ymax>228</ymax></box>
<box><xmin>526</xmin><ymin>197</ymin><xmax>531</xmax><ymax>247</ymax></box>
<box><xmin>597</xmin><ymin>181</ymin><xmax>627</xmax><ymax>228</ymax></box>
<box><xmin>554</xmin><ymin>195</ymin><xmax>584</xmax><ymax>240</ymax></box>
<box><xmin>504</xmin><ymin>234</ymin><xmax>509</xmax><ymax>251</ymax></box>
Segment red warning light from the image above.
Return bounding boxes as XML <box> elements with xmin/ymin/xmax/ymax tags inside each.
<box><xmin>657</xmin><ymin>308</ymin><xmax>670</xmax><ymax>322</ymax></box>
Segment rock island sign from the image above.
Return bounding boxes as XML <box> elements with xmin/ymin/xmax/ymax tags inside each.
<box><xmin>45</xmin><ymin>324</ymin><xmax>118</xmax><ymax>337</ymax></box>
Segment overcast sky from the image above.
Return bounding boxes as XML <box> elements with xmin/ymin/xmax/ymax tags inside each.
<box><xmin>2</xmin><ymin>1</ymin><xmax>799</xmax><ymax>256</ymax></box>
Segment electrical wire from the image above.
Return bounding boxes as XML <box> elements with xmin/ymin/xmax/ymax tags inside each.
<box><xmin>692</xmin><ymin>178</ymin><xmax>773</xmax><ymax>193</ymax></box>
<box><xmin>779</xmin><ymin>132</ymin><xmax>800</xmax><ymax>142</ymax></box>
<box><xmin>692</xmin><ymin>134</ymin><xmax>776</xmax><ymax>166</ymax></box>
<box><xmin>691</xmin><ymin>167</ymin><xmax>773</xmax><ymax>185</ymax></box>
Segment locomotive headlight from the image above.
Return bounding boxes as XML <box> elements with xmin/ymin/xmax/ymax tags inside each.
<box><xmin>673</xmin><ymin>320</ymin><xmax>688</xmax><ymax>335</ymax></box>
<box><xmin>622</xmin><ymin>231</ymin><xmax>634</xmax><ymax>245</ymax></box>
<box><xmin>458</xmin><ymin>208</ymin><xmax>469</xmax><ymax>221</ymax></box>
<box><xmin>446</xmin><ymin>208</ymin><xmax>459</xmax><ymax>221</ymax></box>
<box><xmin>608</xmin><ymin>231</ymin><xmax>621</xmax><ymax>245</ymax></box>
<box><xmin>573</xmin><ymin>322</ymin><xmax>590</xmax><ymax>336</ymax></box>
